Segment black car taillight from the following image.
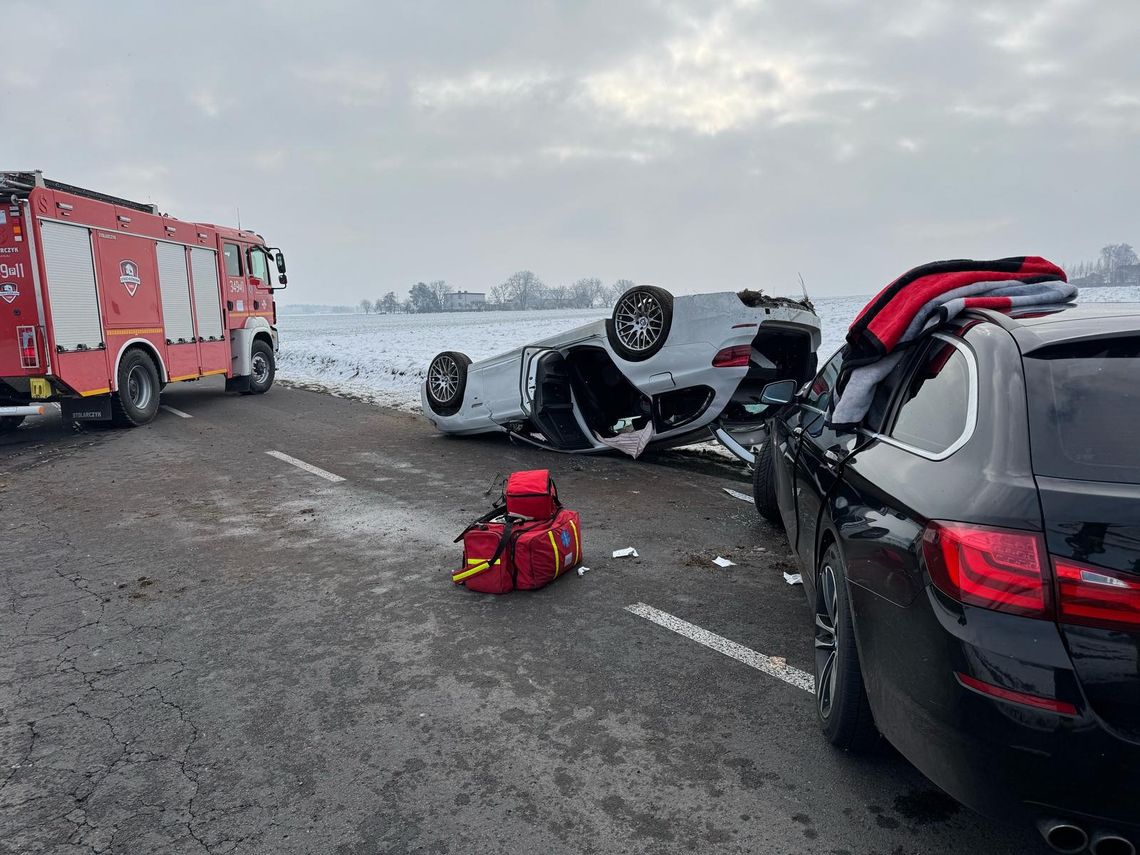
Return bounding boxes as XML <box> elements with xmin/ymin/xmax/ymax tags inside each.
<box><xmin>1054</xmin><ymin>558</ymin><xmax>1140</xmax><ymax>631</ymax></box>
<box><xmin>921</xmin><ymin>521</ymin><xmax>1050</xmax><ymax>618</ymax></box>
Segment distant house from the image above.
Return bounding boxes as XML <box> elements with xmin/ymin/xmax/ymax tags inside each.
<box><xmin>443</xmin><ymin>291</ymin><xmax>487</xmax><ymax>311</ymax></box>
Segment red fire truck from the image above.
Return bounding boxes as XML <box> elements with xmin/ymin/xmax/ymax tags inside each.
<box><xmin>0</xmin><ymin>171</ymin><xmax>287</xmax><ymax>430</ymax></box>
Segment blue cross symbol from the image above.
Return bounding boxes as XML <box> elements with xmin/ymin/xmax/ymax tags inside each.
<box><xmin>560</xmin><ymin>530</ymin><xmax>572</xmax><ymax>548</ymax></box>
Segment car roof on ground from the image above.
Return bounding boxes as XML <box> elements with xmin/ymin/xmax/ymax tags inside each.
<box><xmin>965</xmin><ymin>302</ymin><xmax>1140</xmax><ymax>353</ymax></box>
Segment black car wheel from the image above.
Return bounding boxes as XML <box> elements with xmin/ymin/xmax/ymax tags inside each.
<box><xmin>607</xmin><ymin>286</ymin><xmax>673</xmax><ymax>362</ymax></box>
<box><xmin>752</xmin><ymin>436</ymin><xmax>780</xmax><ymax>524</ymax></box>
<box><xmin>0</xmin><ymin>415</ymin><xmax>25</xmax><ymax>432</ymax></box>
<box><xmin>815</xmin><ymin>542</ymin><xmax>878</xmax><ymax>752</ymax></box>
<box><xmin>425</xmin><ymin>351</ymin><xmax>471</xmax><ymax>416</ymax></box>
<box><xmin>111</xmin><ymin>349</ymin><xmax>161</xmax><ymax>427</ymax></box>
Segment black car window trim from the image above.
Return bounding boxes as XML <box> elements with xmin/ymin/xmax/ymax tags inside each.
<box><xmin>859</xmin><ymin>332</ymin><xmax>979</xmax><ymax>461</ymax></box>
<box><xmin>800</xmin><ymin>350</ymin><xmax>845</xmax><ymax>417</ymax></box>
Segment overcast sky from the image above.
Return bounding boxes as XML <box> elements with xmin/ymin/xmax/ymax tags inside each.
<box><xmin>8</xmin><ymin>0</ymin><xmax>1139</xmax><ymax>302</ymax></box>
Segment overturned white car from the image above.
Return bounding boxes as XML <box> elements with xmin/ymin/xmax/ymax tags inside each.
<box><xmin>421</xmin><ymin>286</ymin><xmax>820</xmax><ymax>461</ymax></box>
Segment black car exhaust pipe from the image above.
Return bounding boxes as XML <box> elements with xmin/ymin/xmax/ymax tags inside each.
<box><xmin>1037</xmin><ymin>818</ymin><xmax>1089</xmax><ymax>854</ymax></box>
<box><xmin>1091</xmin><ymin>831</ymin><xmax>1136</xmax><ymax>855</ymax></box>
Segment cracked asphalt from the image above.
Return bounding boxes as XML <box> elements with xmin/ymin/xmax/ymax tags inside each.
<box><xmin>1</xmin><ymin>380</ymin><xmax>1049</xmax><ymax>854</ymax></box>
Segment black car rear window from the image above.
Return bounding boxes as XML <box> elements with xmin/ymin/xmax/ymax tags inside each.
<box><xmin>1024</xmin><ymin>336</ymin><xmax>1140</xmax><ymax>484</ymax></box>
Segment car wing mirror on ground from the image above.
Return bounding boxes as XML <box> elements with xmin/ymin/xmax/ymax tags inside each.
<box><xmin>760</xmin><ymin>379</ymin><xmax>798</xmax><ymax>405</ymax></box>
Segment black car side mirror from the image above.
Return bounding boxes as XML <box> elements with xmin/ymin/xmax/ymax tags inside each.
<box><xmin>760</xmin><ymin>379</ymin><xmax>798</xmax><ymax>405</ymax></box>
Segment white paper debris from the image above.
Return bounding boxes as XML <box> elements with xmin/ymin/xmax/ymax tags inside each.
<box><xmin>713</xmin><ymin>556</ymin><xmax>736</xmax><ymax>568</ymax></box>
<box><xmin>613</xmin><ymin>548</ymin><xmax>639</xmax><ymax>558</ymax></box>
<box><xmin>722</xmin><ymin>488</ymin><xmax>754</xmax><ymax>504</ymax></box>
<box><xmin>577</xmin><ymin>566</ymin><xmax>590</xmax><ymax>576</ymax></box>
<box><xmin>783</xmin><ymin>572</ymin><xmax>803</xmax><ymax>586</ymax></box>
<box><xmin>769</xmin><ymin>656</ymin><xmax>787</xmax><ymax>668</ymax></box>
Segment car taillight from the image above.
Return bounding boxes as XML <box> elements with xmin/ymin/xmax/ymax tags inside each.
<box><xmin>18</xmin><ymin>325</ymin><xmax>39</xmax><ymax>369</ymax></box>
<box><xmin>1054</xmin><ymin>558</ymin><xmax>1140</xmax><ymax>631</ymax></box>
<box><xmin>921</xmin><ymin>521</ymin><xmax>1050</xmax><ymax>618</ymax></box>
<box><xmin>712</xmin><ymin>345</ymin><xmax>751</xmax><ymax>367</ymax></box>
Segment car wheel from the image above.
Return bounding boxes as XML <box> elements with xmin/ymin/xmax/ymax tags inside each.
<box><xmin>425</xmin><ymin>351</ymin><xmax>471</xmax><ymax>416</ymax></box>
<box><xmin>243</xmin><ymin>340</ymin><xmax>276</xmax><ymax>395</ymax></box>
<box><xmin>111</xmin><ymin>349</ymin><xmax>161</xmax><ymax>427</ymax></box>
<box><xmin>607</xmin><ymin>286</ymin><xmax>673</xmax><ymax>362</ymax></box>
<box><xmin>814</xmin><ymin>542</ymin><xmax>878</xmax><ymax>752</ymax></box>
<box><xmin>0</xmin><ymin>415</ymin><xmax>25</xmax><ymax>432</ymax></box>
<box><xmin>752</xmin><ymin>436</ymin><xmax>780</xmax><ymax>524</ymax></box>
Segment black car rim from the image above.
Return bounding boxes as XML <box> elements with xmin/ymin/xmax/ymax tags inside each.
<box><xmin>428</xmin><ymin>356</ymin><xmax>460</xmax><ymax>403</ymax></box>
<box><xmin>614</xmin><ymin>290</ymin><xmax>665</xmax><ymax>352</ymax></box>
<box><xmin>814</xmin><ymin>562</ymin><xmax>839</xmax><ymax>719</ymax></box>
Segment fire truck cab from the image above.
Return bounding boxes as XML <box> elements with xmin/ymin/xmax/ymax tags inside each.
<box><xmin>0</xmin><ymin>171</ymin><xmax>286</xmax><ymax>429</ymax></box>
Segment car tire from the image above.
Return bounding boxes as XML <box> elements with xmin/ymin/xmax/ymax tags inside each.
<box><xmin>814</xmin><ymin>542</ymin><xmax>878</xmax><ymax>752</ymax></box>
<box><xmin>0</xmin><ymin>415</ymin><xmax>25</xmax><ymax>432</ymax></box>
<box><xmin>607</xmin><ymin>285</ymin><xmax>673</xmax><ymax>362</ymax></box>
<box><xmin>110</xmin><ymin>349</ymin><xmax>161</xmax><ymax>427</ymax></box>
<box><xmin>752</xmin><ymin>436</ymin><xmax>781</xmax><ymax>524</ymax></box>
<box><xmin>425</xmin><ymin>351</ymin><xmax>471</xmax><ymax>416</ymax></box>
<box><xmin>243</xmin><ymin>340</ymin><xmax>276</xmax><ymax>395</ymax></box>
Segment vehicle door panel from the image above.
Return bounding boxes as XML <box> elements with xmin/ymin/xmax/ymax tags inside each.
<box><xmin>769</xmin><ymin>410</ymin><xmax>800</xmax><ymax>546</ymax></box>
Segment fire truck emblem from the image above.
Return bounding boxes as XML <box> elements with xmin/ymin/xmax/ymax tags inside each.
<box><xmin>0</xmin><ymin>282</ymin><xmax>17</xmax><ymax>304</ymax></box>
<box><xmin>119</xmin><ymin>260</ymin><xmax>141</xmax><ymax>297</ymax></box>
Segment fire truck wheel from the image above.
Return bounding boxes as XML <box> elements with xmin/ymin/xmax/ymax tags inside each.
<box><xmin>0</xmin><ymin>415</ymin><xmax>25</xmax><ymax>432</ymax></box>
<box><xmin>244</xmin><ymin>340</ymin><xmax>276</xmax><ymax>395</ymax></box>
<box><xmin>111</xmin><ymin>349</ymin><xmax>161</xmax><ymax>427</ymax></box>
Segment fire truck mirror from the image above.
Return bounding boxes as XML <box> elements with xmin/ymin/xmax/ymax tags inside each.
<box><xmin>274</xmin><ymin>250</ymin><xmax>287</xmax><ymax>275</ymax></box>
<box><xmin>277</xmin><ymin>274</ymin><xmax>288</xmax><ymax>288</ymax></box>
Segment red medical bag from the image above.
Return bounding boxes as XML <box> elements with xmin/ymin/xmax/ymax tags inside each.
<box><xmin>504</xmin><ymin>469</ymin><xmax>558</xmax><ymax>520</ymax></box>
<box><xmin>452</xmin><ymin>470</ymin><xmax>582</xmax><ymax>594</ymax></box>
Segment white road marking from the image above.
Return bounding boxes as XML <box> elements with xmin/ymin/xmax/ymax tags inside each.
<box><xmin>265</xmin><ymin>450</ymin><xmax>346</xmax><ymax>483</ymax></box>
<box><xmin>624</xmin><ymin>602</ymin><xmax>815</xmax><ymax>694</ymax></box>
<box><xmin>160</xmin><ymin>405</ymin><xmax>193</xmax><ymax>419</ymax></box>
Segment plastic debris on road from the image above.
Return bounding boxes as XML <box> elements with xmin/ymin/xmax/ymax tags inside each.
<box><xmin>722</xmin><ymin>488</ymin><xmax>754</xmax><ymax>504</ymax></box>
<box><xmin>713</xmin><ymin>556</ymin><xmax>736</xmax><ymax>568</ymax></box>
<box><xmin>577</xmin><ymin>566</ymin><xmax>590</xmax><ymax>576</ymax></box>
<box><xmin>613</xmin><ymin>547</ymin><xmax>639</xmax><ymax>558</ymax></box>
<box><xmin>783</xmin><ymin>572</ymin><xmax>803</xmax><ymax>585</ymax></box>
<box><xmin>769</xmin><ymin>656</ymin><xmax>787</xmax><ymax>668</ymax></box>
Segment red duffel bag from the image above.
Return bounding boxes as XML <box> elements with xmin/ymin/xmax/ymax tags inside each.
<box><xmin>451</xmin><ymin>470</ymin><xmax>582</xmax><ymax>594</ymax></box>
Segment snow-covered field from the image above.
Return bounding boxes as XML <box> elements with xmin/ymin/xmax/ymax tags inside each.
<box><xmin>276</xmin><ymin>287</ymin><xmax>1139</xmax><ymax>412</ymax></box>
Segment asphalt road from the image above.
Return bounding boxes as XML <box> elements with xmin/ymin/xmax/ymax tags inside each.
<box><xmin>1</xmin><ymin>380</ymin><xmax>1048</xmax><ymax>854</ymax></box>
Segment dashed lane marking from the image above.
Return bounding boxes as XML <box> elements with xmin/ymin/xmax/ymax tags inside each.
<box><xmin>624</xmin><ymin>602</ymin><xmax>815</xmax><ymax>694</ymax></box>
<box><xmin>265</xmin><ymin>450</ymin><xmax>346</xmax><ymax>483</ymax></box>
<box><xmin>160</xmin><ymin>405</ymin><xmax>193</xmax><ymax>419</ymax></box>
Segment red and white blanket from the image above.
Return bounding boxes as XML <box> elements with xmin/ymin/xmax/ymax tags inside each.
<box><xmin>830</xmin><ymin>257</ymin><xmax>1075</xmax><ymax>428</ymax></box>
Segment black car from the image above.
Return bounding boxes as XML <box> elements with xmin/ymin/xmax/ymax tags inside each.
<box><xmin>754</xmin><ymin>303</ymin><xmax>1140</xmax><ymax>854</ymax></box>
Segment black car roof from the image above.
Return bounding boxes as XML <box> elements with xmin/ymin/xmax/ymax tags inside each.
<box><xmin>964</xmin><ymin>302</ymin><xmax>1140</xmax><ymax>353</ymax></box>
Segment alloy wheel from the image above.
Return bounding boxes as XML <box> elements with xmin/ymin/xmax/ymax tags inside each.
<box><xmin>428</xmin><ymin>356</ymin><xmax>460</xmax><ymax>403</ymax></box>
<box><xmin>614</xmin><ymin>290</ymin><xmax>665</xmax><ymax>352</ymax></box>
<box><xmin>814</xmin><ymin>562</ymin><xmax>840</xmax><ymax>720</ymax></box>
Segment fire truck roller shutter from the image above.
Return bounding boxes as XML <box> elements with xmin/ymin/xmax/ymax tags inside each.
<box><xmin>156</xmin><ymin>242</ymin><xmax>195</xmax><ymax>344</ymax></box>
<box><xmin>39</xmin><ymin>221</ymin><xmax>103</xmax><ymax>351</ymax></box>
<box><xmin>189</xmin><ymin>248</ymin><xmax>224</xmax><ymax>340</ymax></box>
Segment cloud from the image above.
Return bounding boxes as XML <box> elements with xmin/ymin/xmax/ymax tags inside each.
<box><xmin>294</xmin><ymin>59</ymin><xmax>388</xmax><ymax>107</ymax></box>
<box><xmin>412</xmin><ymin>70</ymin><xmax>557</xmax><ymax>110</ymax></box>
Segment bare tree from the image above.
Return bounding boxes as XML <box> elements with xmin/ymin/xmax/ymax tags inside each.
<box><xmin>428</xmin><ymin>280</ymin><xmax>453</xmax><ymax>310</ymax></box>
<box><xmin>500</xmin><ymin>270</ymin><xmax>545</xmax><ymax>310</ymax></box>
<box><xmin>359</xmin><ymin>298</ymin><xmax>373</xmax><ymax>314</ymax></box>
<box><xmin>381</xmin><ymin>291</ymin><xmax>399</xmax><ymax>313</ymax></box>
<box><xmin>605</xmin><ymin>279</ymin><xmax>636</xmax><ymax>306</ymax></box>
<box><xmin>570</xmin><ymin>277</ymin><xmax>604</xmax><ymax>308</ymax></box>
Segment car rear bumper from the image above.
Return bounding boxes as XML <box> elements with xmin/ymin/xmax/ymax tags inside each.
<box><xmin>859</xmin><ymin>585</ymin><xmax>1140</xmax><ymax>833</ymax></box>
